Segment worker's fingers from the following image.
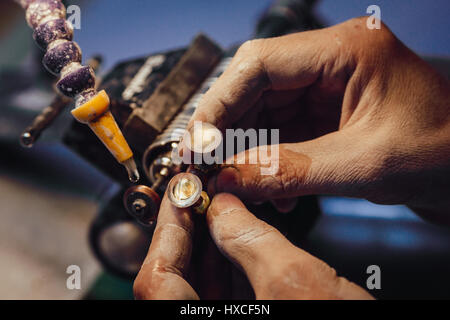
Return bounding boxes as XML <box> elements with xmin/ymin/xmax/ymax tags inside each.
<box><xmin>206</xmin><ymin>193</ymin><xmax>298</xmax><ymax>291</ymax></box>
<box><xmin>208</xmin><ymin>127</ymin><xmax>383</xmax><ymax>202</ymax></box>
<box><xmin>186</xmin><ymin>27</ymin><xmax>341</xmax><ymax>132</ymax></box>
<box><xmin>134</xmin><ymin>193</ymin><xmax>198</xmax><ymax>300</ymax></box>
<box><xmin>207</xmin><ymin>193</ymin><xmax>373</xmax><ymax>299</ymax></box>
<box><xmin>185</xmin><ymin>39</ymin><xmax>269</xmax><ymax>131</ymax></box>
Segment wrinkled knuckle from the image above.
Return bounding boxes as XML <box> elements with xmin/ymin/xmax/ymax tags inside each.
<box><xmin>235</xmin><ymin>39</ymin><xmax>265</xmax><ymax>71</ymax></box>
<box><xmin>372</xmin><ymin>23</ymin><xmax>398</xmax><ymax>50</ymax></box>
<box><xmin>282</xmin><ymin>164</ymin><xmax>299</xmax><ymax>191</ymax></box>
<box><xmin>216</xmin><ymin>207</ymin><xmax>247</xmax><ymax>224</ymax></box>
<box><xmin>343</xmin><ymin>16</ymin><xmax>399</xmax><ymax>57</ymax></box>
<box><xmin>238</xmin><ymin>40</ymin><xmax>252</xmax><ymax>52</ymax></box>
<box><xmin>273</xmin><ymin>159</ymin><xmax>304</xmax><ymax>196</ymax></box>
<box><xmin>213</xmin><ymin>210</ymin><xmax>276</xmax><ymax>251</ymax></box>
<box><xmin>364</xmin><ymin>147</ymin><xmax>420</xmax><ymax>204</ymax></box>
<box><xmin>238</xmin><ymin>39</ymin><xmax>263</xmax><ymax>55</ymax></box>
<box><xmin>156</xmin><ymin>222</ymin><xmax>193</xmax><ymax>240</ymax></box>
<box><xmin>229</xmin><ymin>224</ymin><xmax>276</xmax><ymax>247</ymax></box>
<box><xmin>363</xmin><ymin>18</ymin><xmax>398</xmax><ymax>52</ymax></box>
<box><xmin>327</xmin><ymin>266</ymin><xmax>338</xmax><ymax>279</ymax></box>
<box><xmin>273</xmin><ymin>167</ymin><xmax>291</xmax><ymax>195</ymax></box>
<box><xmin>209</xmin><ymin>194</ymin><xmax>239</xmax><ymax>216</ymax></box>
<box><xmin>341</xmin><ymin>16</ymin><xmax>369</xmax><ymax>32</ymax></box>
<box><xmin>133</xmin><ymin>263</ymin><xmax>183</xmax><ymax>300</ymax></box>
<box><xmin>152</xmin><ymin>263</ymin><xmax>184</xmax><ymax>279</ymax></box>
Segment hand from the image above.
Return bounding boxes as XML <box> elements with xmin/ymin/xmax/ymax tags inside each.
<box><xmin>185</xmin><ymin>17</ymin><xmax>450</xmax><ymax>223</ymax></box>
<box><xmin>132</xmin><ymin>192</ymin><xmax>238</xmax><ymax>300</ymax></box>
<box><xmin>133</xmin><ymin>192</ymin><xmax>373</xmax><ymax>299</ymax></box>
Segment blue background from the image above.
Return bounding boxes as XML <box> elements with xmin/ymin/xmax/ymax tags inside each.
<box><xmin>72</xmin><ymin>0</ymin><xmax>450</xmax><ymax>71</ymax></box>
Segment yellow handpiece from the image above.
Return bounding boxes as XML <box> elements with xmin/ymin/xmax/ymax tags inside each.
<box><xmin>71</xmin><ymin>90</ymin><xmax>139</xmax><ymax>182</ymax></box>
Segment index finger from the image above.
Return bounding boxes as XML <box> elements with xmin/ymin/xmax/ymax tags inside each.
<box><xmin>186</xmin><ymin>28</ymin><xmax>335</xmax><ymax>132</ymax></box>
<box><xmin>207</xmin><ymin>193</ymin><xmax>374</xmax><ymax>299</ymax></box>
<box><xmin>186</xmin><ymin>18</ymin><xmax>369</xmax><ymax>133</ymax></box>
<box><xmin>187</xmin><ymin>39</ymin><xmax>270</xmax><ymax>132</ymax></box>
<box><xmin>133</xmin><ymin>192</ymin><xmax>198</xmax><ymax>300</ymax></box>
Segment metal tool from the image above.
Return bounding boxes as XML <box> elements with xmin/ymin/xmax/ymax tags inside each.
<box><xmin>20</xmin><ymin>55</ymin><xmax>102</xmax><ymax>148</ymax></box>
<box><xmin>129</xmin><ymin>58</ymin><xmax>231</xmax><ymax>216</ymax></box>
<box><xmin>11</xmin><ymin>0</ymin><xmax>323</xmax><ymax>278</ymax></box>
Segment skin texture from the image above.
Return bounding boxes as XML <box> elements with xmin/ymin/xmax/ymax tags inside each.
<box><xmin>189</xmin><ymin>17</ymin><xmax>450</xmax><ymax>222</ymax></box>
<box><xmin>135</xmin><ymin>17</ymin><xmax>450</xmax><ymax>299</ymax></box>
<box><xmin>134</xmin><ymin>193</ymin><xmax>373</xmax><ymax>300</ymax></box>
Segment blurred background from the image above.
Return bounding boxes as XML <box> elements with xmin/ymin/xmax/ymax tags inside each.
<box><xmin>0</xmin><ymin>0</ymin><xmax>449</xmax><ymax>299</ymax></box>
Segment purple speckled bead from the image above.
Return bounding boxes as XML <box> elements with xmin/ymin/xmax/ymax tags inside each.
<box><xmin>26</xmin><ymin>0</ymin><xmax>65</xmax><ymax>29</ymax></box>
<box><xmin>33</xmin><ymin>18</ymin><xmax>73</xmax><ymax>50</ymax></box>
<box><xmin>42</xmin><ymin>41</ymin><xmax>81</xmax><ymax>75</ymax></box>
<box><xmin>57</xmin><ymin>66</ymin><xmax>96</xmax><ymax>98</ymax></box>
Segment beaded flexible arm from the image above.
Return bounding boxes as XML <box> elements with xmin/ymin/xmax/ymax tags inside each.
<box><xmin>15</xmin><ymin>0</ymin><xmax>139</xmax><ymax>182</ymax></box>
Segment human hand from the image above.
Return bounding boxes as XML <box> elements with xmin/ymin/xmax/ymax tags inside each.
<box><xmin>132</xmin><ymin>191</ymin><xmax>239</xmax><ymax>300</ymax></box>
<box><xmin>133</xmin><ymin>192</ymin><xmax>373</xmax><ymax>299</ymax></box>
<box><xmin>184</xmin><ymin>17</ymin><xmax>450</xmax><ymax>223</ymax></box>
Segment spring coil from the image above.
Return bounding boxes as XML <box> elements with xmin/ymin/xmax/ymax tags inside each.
<box><xmin>153</xmin><ymin>57</ymin><xmax>232</xmax><ymax>146</ymax></box>
<box><xmin>143</xmin><ymin>56</ymin><xmax>232</xmax><ymax>183</ymax></box>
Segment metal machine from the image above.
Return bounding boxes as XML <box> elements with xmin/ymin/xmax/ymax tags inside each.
<box><xmin>14</xmin><ymin>0</ymin><xmax>323</xmax><ymax>278</ymax></box>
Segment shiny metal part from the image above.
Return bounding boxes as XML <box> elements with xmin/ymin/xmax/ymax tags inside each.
<box><xmin>123</xmin><ymin>185</ymin><xmax>161</xmax><ymax>226</ymax></box>
<box><xmin>167</xmin><ymin>172</ymin><xmax>203</xmax><ymax>208</ymax></box>
<box><xmin>142</xmin><ymin>57</ymin><xmax>232</xmax><ymax>184</ymax></box>
<box><xmin>192</xmin><ymin>191</ymin><xmax>210</xmax><ymax>215</ymax></box>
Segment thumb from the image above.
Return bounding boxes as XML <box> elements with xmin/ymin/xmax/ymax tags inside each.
<box><xmin>208</xmin><ymin>128</ymin><xmax>381</xmax><ymax>202</ymax></box>
<box><xmin>207</xmin><ymin>193</ymin><xmax>373</xmax><ymax>299</ymax></box>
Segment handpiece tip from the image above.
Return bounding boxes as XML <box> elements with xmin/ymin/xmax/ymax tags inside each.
<box><xmin>123</xmin><ymin>157</ymin><xmax>140</xmax><ymax>183</ymax></box>
<box><xmin>20</xmin><ymin>132</ymin><xmax>34</xmax><ymax>148</ymax></box>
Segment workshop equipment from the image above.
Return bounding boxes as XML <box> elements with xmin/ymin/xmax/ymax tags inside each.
<box><xmin>137</xmin><ymin>57</ymin><xmax>231</xmax><ymax>219</ymax></box>
<box><xmin>15</xmin><ymin>0</ymin><xmax>139</xmax><ymax>182</ymax></box>
<box><xmin>20</xmin><ymin>55</ymin><xmax>102</xmax><ymax>148</ymax></box>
